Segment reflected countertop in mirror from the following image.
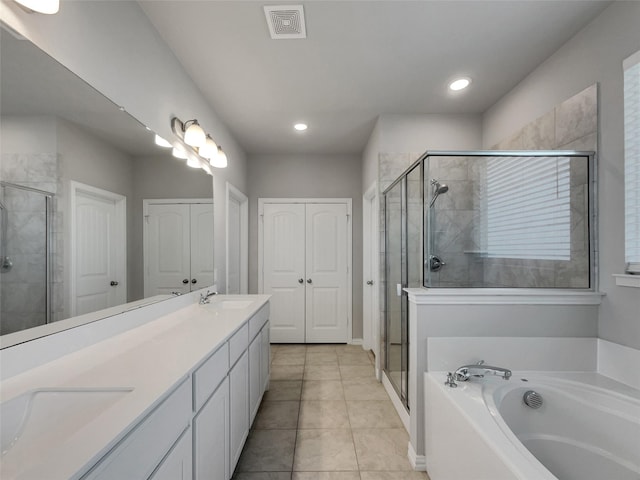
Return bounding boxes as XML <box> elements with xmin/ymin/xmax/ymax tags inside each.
<box><xmin>0</xmin><ymin>28</ymin><xmax>215</xmax><ymax>346</ymax></box>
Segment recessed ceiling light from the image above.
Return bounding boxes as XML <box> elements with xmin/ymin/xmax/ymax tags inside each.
<box><xmin>448</xmin><ymin>77</ymin><xmax>471</xmax><ymax>92</ymax></box>
<box><xmin>294</xmin><ymin>123</ymin><xmax>308</xmax><ymax>131</ymax></box>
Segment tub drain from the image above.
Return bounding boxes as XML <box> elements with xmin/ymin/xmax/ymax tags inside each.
<box><xmin>523</xmin><ymin>390</ymin><xmax>543</xmax><ymax>409</ymax></box>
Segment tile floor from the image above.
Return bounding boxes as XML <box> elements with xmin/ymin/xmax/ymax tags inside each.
<box><xmin>233</xmin><ymin>344</ymin><xmax>430</xmax><ymax>480</ymax></box>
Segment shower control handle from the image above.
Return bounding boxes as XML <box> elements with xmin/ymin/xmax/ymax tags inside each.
<box><xmin>110</xmin><ymin>281</ymin><xmax>119</xmax><ymax>286</ymax></box>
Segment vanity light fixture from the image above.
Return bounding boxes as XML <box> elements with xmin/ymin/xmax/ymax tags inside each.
<box><xmin>14</xmin><ymin>0</ymin><xmax>59</xmax><ymax>14</ymax></box>
<box><xmin>174</xmin><ymin>118</ymin><xmax>206</xmax><ymax>148</ymax></box>
<box><xmin>448</xmin><ymin>77</ymin><xmax>471</xmax><ymax>92</ymax></box>
<box><xmin>294</xmin><ymin>123</ymin><xmax>308</xmax><ymax>131</ymax></box>
<box><xmin>154</xmin><ymin>134</ymin><xmax>172</xmax><ymax>148</ymax></box>
<box><xmin>199</xmin><ymin>135</ymin><xmax>218</xmax><ymax>160</ymax></box>
<box><xmin>210</xmin><ymin>146</ymin><xmax>228</xmax><ymax>169</ymax></box>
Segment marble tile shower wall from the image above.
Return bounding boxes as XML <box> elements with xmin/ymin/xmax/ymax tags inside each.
<box><xmin>0</xmin><ymin>153</ymin><xmax>63</xmax><ymax>335</ymax></box>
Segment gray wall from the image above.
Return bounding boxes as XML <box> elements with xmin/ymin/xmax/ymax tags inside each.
<box><xmin>248</xmin><ymin>154</ymin><xmax>363</xmax><ymax>339</ymax></box>
<box><xmin>482</xmin><ymin>1</ymin><xmax>640</xmax><ymax>349</ymax></box>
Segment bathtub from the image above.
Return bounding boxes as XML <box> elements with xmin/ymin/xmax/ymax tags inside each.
<box><xmin>424</xmin><ymin>372</ymin><xmax>640</xmax><ymax>480</ymax></box>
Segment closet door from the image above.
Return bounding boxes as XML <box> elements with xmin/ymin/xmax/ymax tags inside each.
<box><xmin>305</xmin><ymin>203</ymin><xmax>349</xmax><ymax>343</ymax></box>
<box><xmin>145</xmin><ymin>204</ymin><xmax>191</xmax><ymax>296</ymax></box>
<box><xmin>262</xmin><ymin>203</ymin><xmax>306</xmax><ymax>343</ymax></box>
<box><xmin>190</xmin><ymin>203</ymin><xmax>214</xmax><ymax>289</ymax></box>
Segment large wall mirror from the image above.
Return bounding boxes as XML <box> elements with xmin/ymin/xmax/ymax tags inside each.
<box><xmin>0</xmin><ymin>28</ymin><xmax>215</xmax><ymax>345</ymax></box>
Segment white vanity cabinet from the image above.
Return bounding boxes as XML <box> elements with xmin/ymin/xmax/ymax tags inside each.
<box><xmin>250</xmin><ymin>321</ymin><xmax>271</xmax><ymax>423</ymax></box>
<box><xmin>149</xmin><ymin>427</ymin><xmax>193</xmax><ymax>480</ymax></box>
<box><xmin>193</xmin><ymin>378</ymin><xmax>229</xmax><ymax>480</ymax></box>
<box><xmin>229</xmin><ymin>350</ymin><xmax>250</xmax><ymax>470</ymax></box>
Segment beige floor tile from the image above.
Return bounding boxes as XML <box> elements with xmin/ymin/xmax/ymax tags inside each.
<box><xmin>335</xmin><ymin>344</ymin><xmax>364</xmax><ymax>354</ymax></box>
<box><xmin>346</xmin><ymin>400</ymin><xmax>403</xmax><ymax>429</ymax></box>
<box><xmin>292</xmin><ymin>473</ymin><xmax>361</xmax><ymax>480</ymax></box>
<box><xmin>271</xmin><ymin>365</ymin><xmax>305</xmax><ymax>381</ymax></box>
<box><xmin>273</xmin><ymin>345</ymin><xmax>307</xmax><ymax>355</ymax></box>
<box><xmin>305</xmin><ymin>344</ymin><xmax>338</xmax><ymax>353</ymax></box>
<box><xmin>304</xmin><ymin>364</ymin><xmax>341</xmax><ymax>381</ymax></box>
<box><xmin>339</xmin><ymin>365</ymin><xmax>375</xmax><ymax>379</ymax></box>
<box><xmin>299</xmin><ymin>401</ymin><xmax>350</xmax><ymax>429</ymax></box>
<box><xmin>306</xmin><ymin>351</ymin><xmax>339</xmax><ymax>365</ymax></box>
<box><xmin>360</xmin><ymin>472</ymin><xmax>429</xmax><ymax>479</ymax></box>
<box><xmin>302</xmin><ymin>380</ymin><xmax>344</xmax><ymax>400</ymax></box>
<box><xmin>254</xmin><ymin>401</ymin><xmax>300</xmax><ymax>429</ymax></box>
<box><xmin>263</xmin><ymin>381</ymin><xmax>303</xmax><ymax>401</ymax></box>
<box><xmin>234</xmin><ymin>473</ymin><xmax>292</xmax><ymax>480</ymax></box>
<box><xmin>342</xmin><ymin>378</ymin><xmax>389</xmax><ymax>401</ymax></box>
<box><xmin>273</xmin><ymin>353</ymin><xmax>307</xmax><ymax>365</ymax></box>
<box><xmin>293</xmin><ymin>429</ymin><xmax>358</xmax><ymax>471</ymax></box>
<box><xmin>352</xmin><ymin>429</ymin><xmax>412</xmax><ymax>471</ymax></box>
<box><xmin>236</xmin><ymin>429</ymin><xmax>297</xmax><ymax>472</ymax></box>
<box><xmin>337</xmin><ymin>352</ymin><xmax>373</xmax><ymax>366</ymax></box>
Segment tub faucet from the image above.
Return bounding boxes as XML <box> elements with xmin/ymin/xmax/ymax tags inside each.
<box><xmin>454</xmin><ymin>360</ymin><xmax>512</xmax><ymax>381</ymax></box>
<box><xmin>199</xmin><ymin>290</ymin><xmax>218</xmax><ymax>304</ymax></box>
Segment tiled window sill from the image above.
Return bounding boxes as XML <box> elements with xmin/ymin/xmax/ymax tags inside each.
<box><xmin>613</xmin><ymin>274</ymin><xmax>640</xmax><ymax>288</ymax></box>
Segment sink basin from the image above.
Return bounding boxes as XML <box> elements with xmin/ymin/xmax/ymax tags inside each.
<box><xmin>1</xmin><ymin>387</ymin><xmax>133</xmax><ymax>460</ymax></box>
<box><xmin>220</xmin><ymin>300</ymin><xmax>254</xmax><ymax>310</ymax></box>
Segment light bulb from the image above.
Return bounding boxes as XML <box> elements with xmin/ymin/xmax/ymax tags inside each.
<box><xmin>14</xmin><ymin>0</ymin><xmax>59</xmax><ymax>14</ymax></box>
<box><xmin>199</xmin><ymin>135</ymin><xmax>218</xmax><ymax>159</ymax></box>
<box><xmin>172</xmin><ymin>147</ymin><xmax>188</xmax><ymax>159</ymax></box>
<box><xmin>186</xmin><ymin>155</ymin><xmax>202</xmax><ymax>168</ymax></box>
<box><xmin>210</xmin><ymin>147</ymin><xmax>228</xmax><ymax>168</ymax></box>
<box><xmin>154</xmin><ymin>134</ymin><xmax>172</xmax><ymax>148</ymax></box>
<box><xmin>183</xmin><ymin>120</ymin><xmax>206</xmax><ymax>147</ymax></box>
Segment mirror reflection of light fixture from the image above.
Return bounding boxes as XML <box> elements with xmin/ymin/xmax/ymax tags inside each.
<box><xmin>210</xmin><ymin>146</ymin><xmax>228</xmax><ymax>169</ymax></box>
<box><xmin>154</xmin><ymin>134</ymin><xmax>172</xmax><ymax>148</ymax></box>
<box><xmin>14</xmin><ymin>0</ymin><xmax>59</xmax><ymax>14</ymax></box>
<box><xmin>186</xmin><ymin>155</ymin><xmax>202</xmax><ymax>168</ymax></box>
<box><xmin>172</xmin><ymin>147</ymin><xmax>188</xmax><ymax>159</ymax></box>
<box><xmin>199</xmin><ymin>135</ymin><xmax>218</xmax><ymax>160</ymax></box>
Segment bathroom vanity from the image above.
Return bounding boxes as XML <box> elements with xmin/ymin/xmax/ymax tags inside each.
<box><xmin>0</xmin><ymin>293</ymin><xmax>270</xmax><ymax>480</ymax></box>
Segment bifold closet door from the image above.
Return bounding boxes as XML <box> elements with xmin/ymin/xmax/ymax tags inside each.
<box><xmin>263</xmin><ymin>203</ymin><xmax>306</xmax><ymax>343</ymax></box>
<box><xmin>263</xmin><ymin>202</ymin><xmax>348</xmax><ymax>343</ymax></box>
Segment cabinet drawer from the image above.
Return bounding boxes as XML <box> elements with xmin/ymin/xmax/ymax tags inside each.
<box><xmin>229</xmin><ymin>323</ymin><xmax>248</xmax><ymax>367</ymax></box>
<box><xmin>83</xmin><ymin>378</ymin><xmax>191</xmax><ymax>480</ymax></box>
<box><xmin>193</xmin><ymin>343</ymin><xmax>229</xmax><ymax>412</ymax></box>
<box><xmin>248</xmin><ymin>304</ymin><xmax>269</xmax><ymax>341</ymax></box>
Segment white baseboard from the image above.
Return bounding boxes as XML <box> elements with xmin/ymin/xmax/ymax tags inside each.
<box><xmin>408</xmin><ymin>442</ymin><xmax>427</xmax><ymax>471</ymax></box>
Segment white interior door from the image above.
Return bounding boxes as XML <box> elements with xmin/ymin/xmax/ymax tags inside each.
<box><xmin>305</xmin><ymin>203</ymin><xmax>348</xmax><ymax>343</ymax></box>
<box><xmin>190</xmin><ymin>203</ymin><xmax>214</xmax><ymax>290</ymax></box>
<box><xmin>227</xmin><ymin>196</ymin><xmax>241</xmax><ymax>294</ymax></box>
<box><xmin>262</xmin><ymin>203</ymin><xmax>306</xmax><ymax>343</ymax></box>
<box><xmin>363</xmin><ymin>185</ymin><xmax>379</xmax><ymax>357</ymax></box>
<box><xmin>72</xmin><ymin>184</ymin><xmax>126</xmax><ymax>316</ymax></box>
<box><xmin>145</xmin><ymin>203</ymin><xmax>191</xmax><ymax>296</ymax></box>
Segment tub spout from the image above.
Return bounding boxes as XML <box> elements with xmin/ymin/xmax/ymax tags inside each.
<box><xmin>454</xmin><ymin>363</ymin><xmax>512</xmax><ymax>382</ymax></box>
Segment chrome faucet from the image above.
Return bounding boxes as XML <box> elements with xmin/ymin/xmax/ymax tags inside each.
<box><xmin>454</xmin><ymin>360</ymin><xmax>512</xmax><ymax>382</ymax></box>
<box><xmin>199</xmin><ymin>290</ymin><xmax>218</xmax><ymax>304</ymax></box>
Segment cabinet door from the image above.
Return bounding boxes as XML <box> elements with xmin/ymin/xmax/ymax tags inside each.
<box><xmin>149</xmin><ymin>427</ymin><xmax>192</xmax><ymax>480</ymax></box>
<box><xmin>229</xmin><ymin>351</ymin><xmax>249</xmax><ymax>471</ymax></box>
<box><xmin>260</xmin><ymin>322</ymin><xmax>270</xmax><ymax>392</ymax></box>
<box><xmin>249</xmin><ymin>334</ymin><xmax>262</xmax><ymax>424</ymax></box>
<box><xmin>193</xmin><ymin>378</ymin><xmax>229</xmax><ymax>480</ymax></box>
<box><xmin>190</xmin><ymin>203</ymin><xmax>214</xmax><ymax>290</ymax></box>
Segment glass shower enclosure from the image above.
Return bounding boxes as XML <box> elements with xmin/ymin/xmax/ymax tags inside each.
<box><xmin>383</xmin><ymin>151</ymin><xmax>595</xmax><ymax>411</ymax></box>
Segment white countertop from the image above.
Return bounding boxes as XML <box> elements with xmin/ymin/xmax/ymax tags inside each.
<box><xmin>0</xmin><ymin>294</ymin><xmax>270</xmax><ymax>480</ymax></box>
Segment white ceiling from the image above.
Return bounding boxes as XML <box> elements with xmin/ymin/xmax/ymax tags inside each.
<box><xmin>139</xmin><ymin>0</ymin><xmax>611</xmax><ymax>156</ymax></box>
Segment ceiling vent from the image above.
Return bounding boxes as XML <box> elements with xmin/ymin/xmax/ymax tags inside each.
<box><xmin>264</xmin><ymin>5</ymin><xmax>306</xmax><ymax>39</ymax></box>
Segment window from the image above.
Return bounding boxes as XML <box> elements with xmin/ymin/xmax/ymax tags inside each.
<box><xmin>624</xmin><ymin>50</ymin><xmax>640</xmax><ymax>274</ymax></box>
<box><xmin>483</xmin><ymin>156</ymin><xmax>571</xmax><ymax>260</ymax></box>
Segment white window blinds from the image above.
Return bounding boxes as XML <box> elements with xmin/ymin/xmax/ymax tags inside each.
<box><xmin>624</xmin><ymin>51</ymin><xmax>640</xmax><ymax>273</ymax></box>
<box><xmin>484</xmin><ymin>156</ymin><xmax>571</xmax><ymax>260</ymax></box>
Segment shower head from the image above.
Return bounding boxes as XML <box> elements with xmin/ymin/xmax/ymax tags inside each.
<box><xmin>429</xmin><ymin>180</ymin><xmax>449</xmax><ymax>208</ymax></box>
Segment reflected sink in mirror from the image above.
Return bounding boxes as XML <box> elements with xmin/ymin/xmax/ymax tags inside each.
<box><xmin>1</xmin><ymin>387</ymin><xmax>133</xmax><ymax>466</ymax></box>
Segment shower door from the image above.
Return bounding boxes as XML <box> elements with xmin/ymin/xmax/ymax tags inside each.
<box><xmin>0</xmin><ymin>182</ymin><xmax>53</xmax><ymax>335</ymax></box>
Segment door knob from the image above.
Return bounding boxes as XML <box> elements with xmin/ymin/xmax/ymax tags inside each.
<box><xmin>182</xmin><ymin>279</ymin><xmax>189</xmax><ymax>284</ymax></box>
<box><xmin>307</xmin><ymin>278</ymin><xmax>312</xmax><ymax>284</ymax></box>
<box><xmin>110</xmin><ymin>281</ymin><xmax>119</xmax><ymax>286</ymax></box>
<box><xmin>298</xmin><ymin>278</ymin><xmax>304</xmax><ymax>284</ymax></box>
<box><xmin>366</xmin><ymin>280</ymin><xmax>374</xmax><ymax>285</ymax></box>
<box><xmin>191</xmin><ymin>278</ymin><xmax>197</xmax><ymax>284</ymax></box>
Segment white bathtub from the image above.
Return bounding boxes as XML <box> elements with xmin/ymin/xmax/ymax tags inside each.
<box><xmin>425</xmin><ymin>372</ymin><xmax>640</xmax><ymax>480</ymax></box>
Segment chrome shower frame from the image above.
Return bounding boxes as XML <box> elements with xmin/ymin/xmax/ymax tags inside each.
<box><xmin>0</xmin><ymin>181</ymin><xmax>54</xmax><ymax>325</ymax></box>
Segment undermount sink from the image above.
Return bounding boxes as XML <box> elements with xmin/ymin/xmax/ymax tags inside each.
<box><xmin>1</xmin><ymin>387</ymin><xmax>133</xmax><ymax>461</ymax></box>
<box><xmin>219</xmin><ymin>300</ymin><xmax>254</xmax><ymax>310</ymax></box>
